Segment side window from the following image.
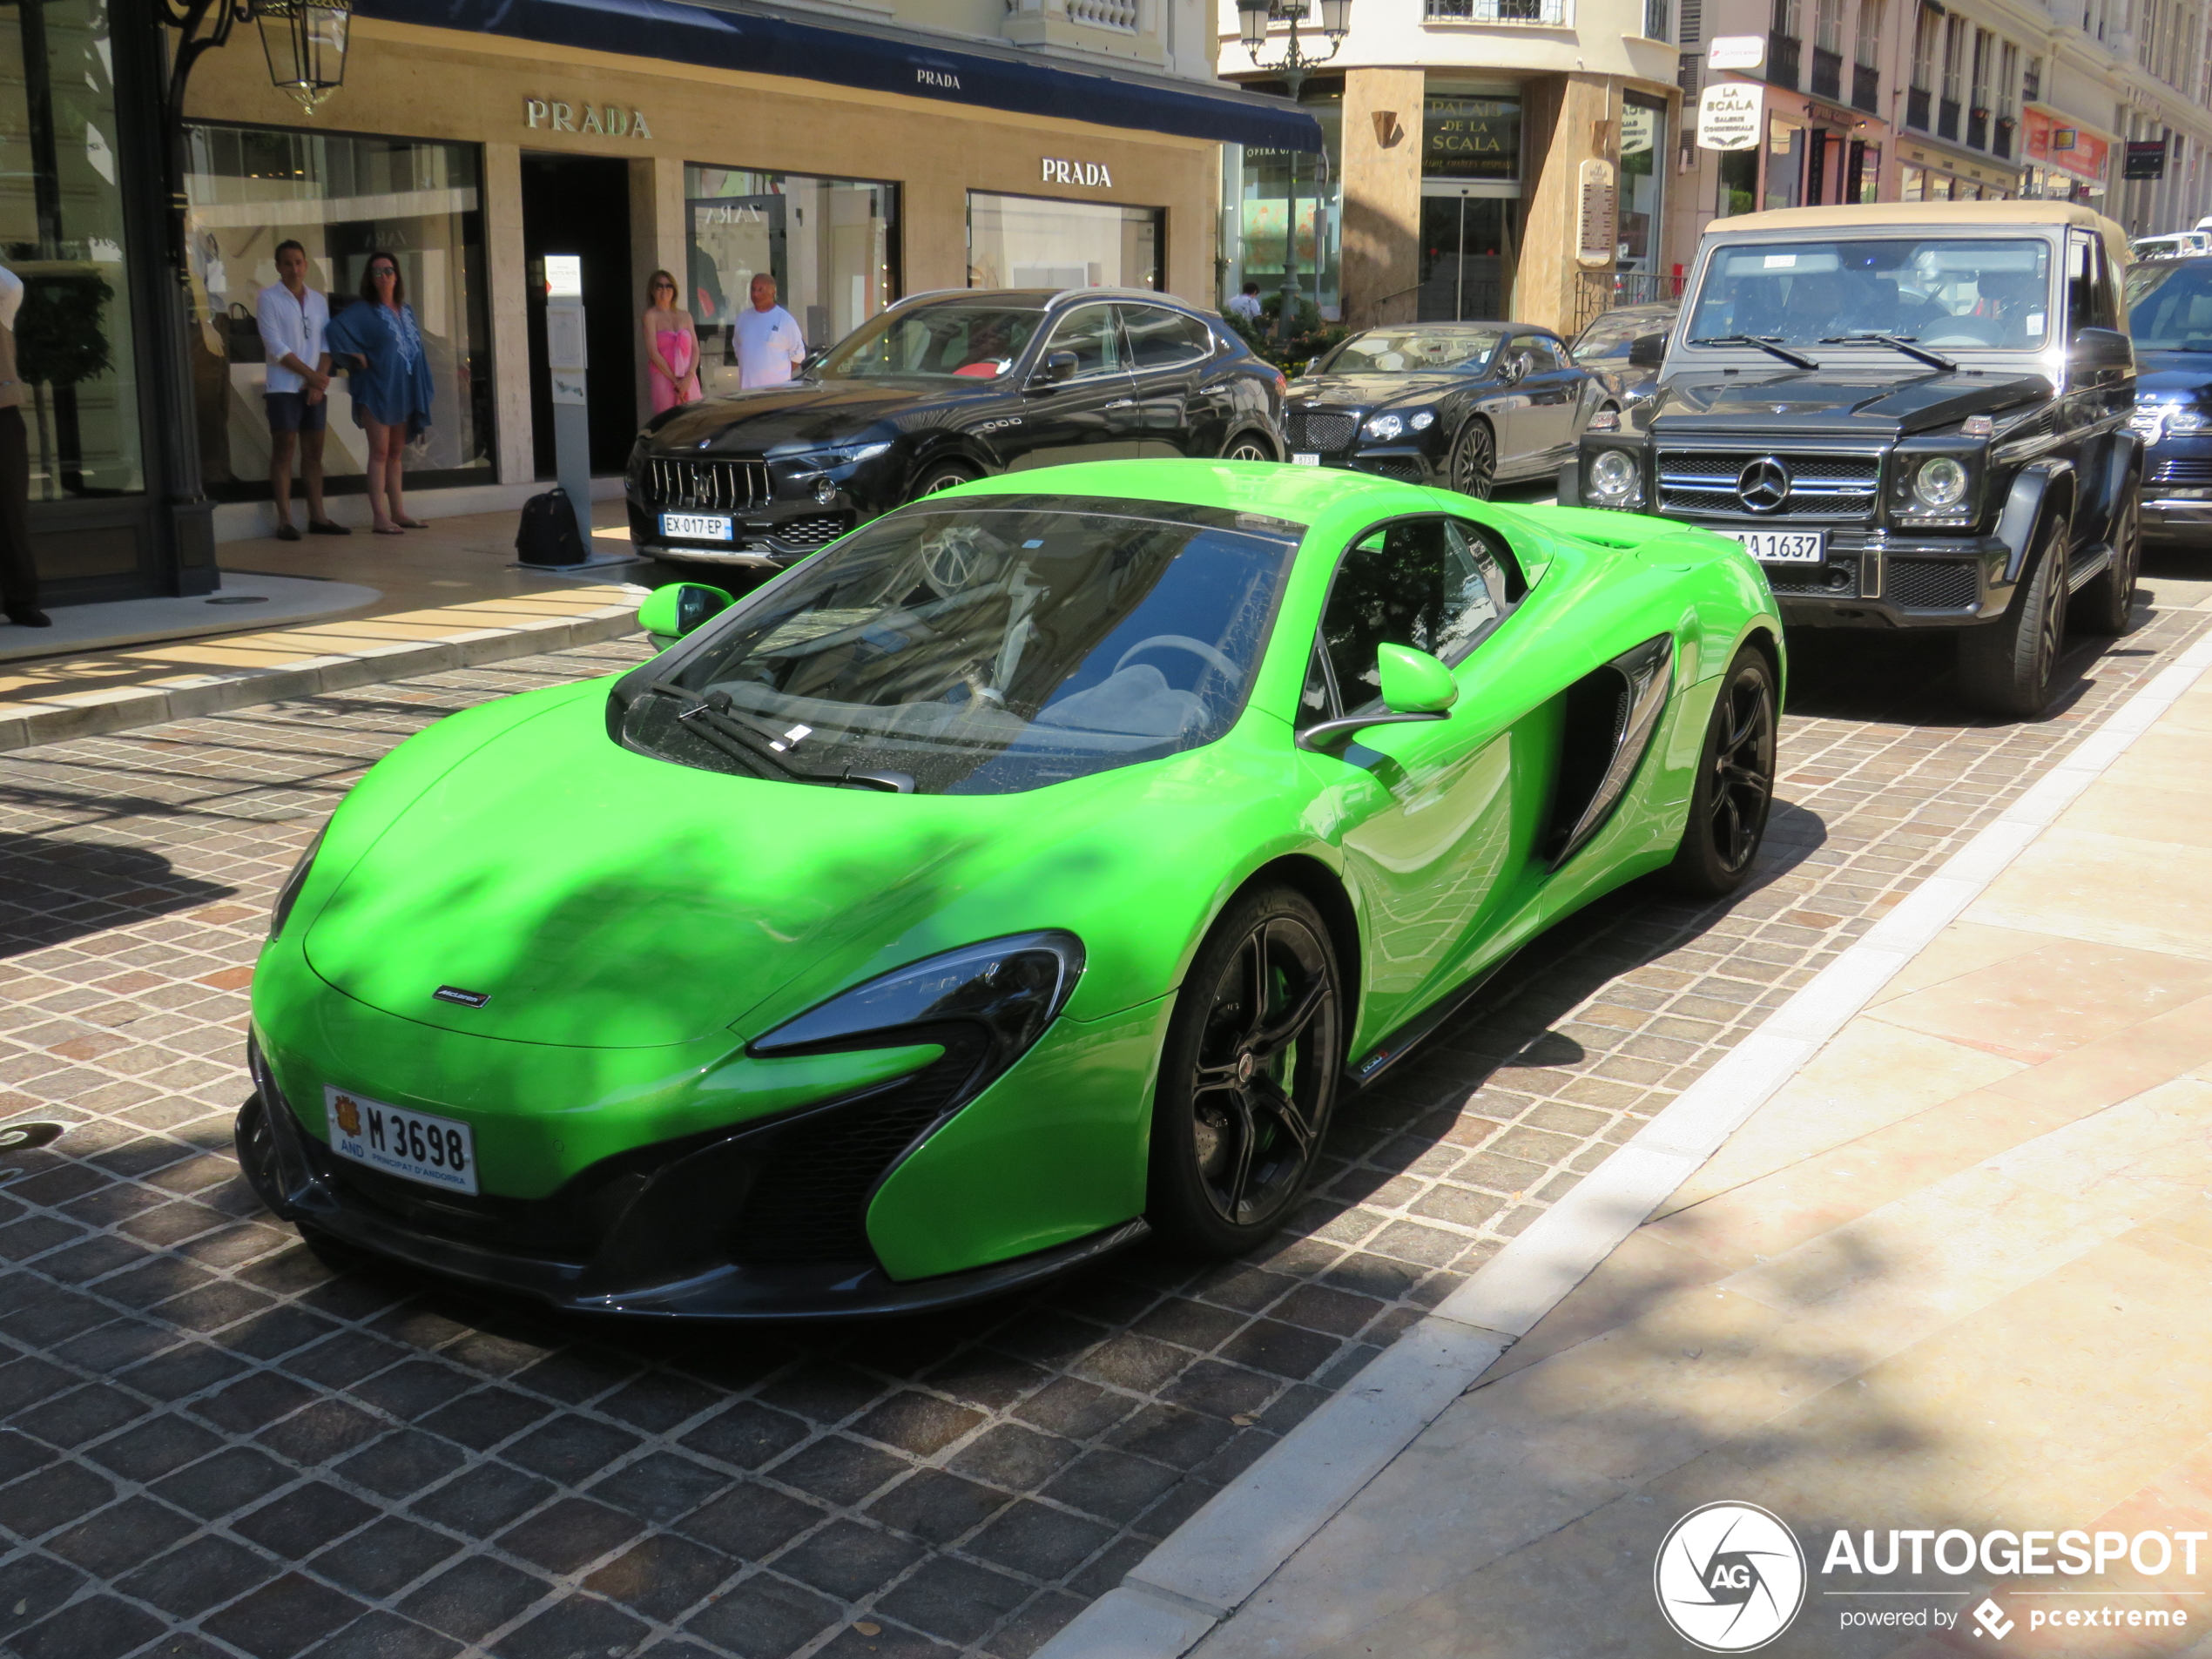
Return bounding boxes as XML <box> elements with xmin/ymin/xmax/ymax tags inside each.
<box><xmin>1315</xmin><ymin>518</ymin><xmax>1519</xmax><ymax>715</ymax></box>
<box><xmin>2066</xmin><ymin>234</ymin><xmax>2098</xmax><ymax>337</ymax></box>
<box><xmin>1044</xmin><ymin>306</ymin><xmax>1124</xmax><ymax>377</ymax></box>
<box><xmin>2092</xmin><ymin>237</ymin><xmax>2121</xmax><ymax>330</ymax></box>
<box><xmin>1515</xmin><ymin>334</ymin><xmax>1565</xmax><ymax>373</ymax></box>
<box><xmin>1122</xmin><ymin>305</ymin><xmax>1212</xmax><ymax>370</ymax></box>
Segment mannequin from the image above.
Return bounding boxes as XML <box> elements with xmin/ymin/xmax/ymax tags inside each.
<box><xmin>0</xmin><ymin>266</ymin><xmax>46</xmax><ymax>627</ymax></box>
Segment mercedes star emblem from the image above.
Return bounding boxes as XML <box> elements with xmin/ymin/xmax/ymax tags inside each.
<box><xmin>1737</xmin><ymin>456</ymin><xmax>1792</xmax><ymax>514</ymax></box>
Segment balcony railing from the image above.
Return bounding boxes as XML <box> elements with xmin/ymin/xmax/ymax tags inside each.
<box><xmin>1852</xmin><ymin>62</ymin><xmax>1879</xmax><ymax>110</ymax></box>
<box><xmin>1906</xmin><ymin>84</ymin><xmax>1930</xmax><ymax>127</ymax></box>
<box><xmin>1425</xmin><ymin>0</ymin><xmax>1569</xmax><ymax>22</ymax></box>
<box><xmin>1811</xmin><ymin>44</ymin><xmax>1841</xmax><ymax>97</ymax></box>
<box><xmin>1966</xmin><ymin>106</ymin><xmax>1987</xmax><ymax>148</ymax></box>
<box><xmin>1938</xmin><ymin>96</ymin><xmax>1960</xmax><ymax>139</ymax></box>
<box><xmin>1768</xmin><ymin>30</ymin><xmax>1801</xmax><ymax>86</ymax></box>
<box><xmin>1066</xmin><ymin>0</ymin><xmax>1138</xmax><ymax>26</ymax></box>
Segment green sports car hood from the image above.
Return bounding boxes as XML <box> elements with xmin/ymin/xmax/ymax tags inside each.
<box><xmin>300</xmin><ymin>683</ymin><xmax>1271</xmax><ymax>1051</ymax></box>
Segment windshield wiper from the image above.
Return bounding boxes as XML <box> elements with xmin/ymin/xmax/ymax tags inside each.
<box><xmin>1688</xmin><ymin>334</ymin><xmax>1822</xmax><ymax>370</ymax></box>
<box><xmin>634</xmin><ymin>679</ymin><xmax>914</xmax><ymax>792</ymax></box>
<box><xmin>1819</xmin><ymin>332</ymin><xmax>1957</xmax><ymax>371</ymax></box>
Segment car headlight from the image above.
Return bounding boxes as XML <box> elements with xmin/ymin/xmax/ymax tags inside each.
<box><xmin>749</xmin><ymin>932</ymin><xmax>1084</xmax><ymax>1097</ymax></box>
<box><xmin>267</xmin><ymin>829</ymin><xmax>326</xmax><ymax>941</ymax></box>
<box><xmin>1912</xmin><ymin>456</ymin><xmax>1970</xmax><ymax>510</ymax></box>
<box><xmin>788</xmin><ymin>441</ymin><xmax>894</xmax><ymax>469</ymax></box>
<box><xmin>1363</xmin><ymin>413</ymin><xmax>1405</xmax><ymax>442</ymax></box>
<box><xmin>1587</xmin><ymin>448</ymin><xmax>1642</xmax><ymax>506</ymax></box>
<box><xmin>1408</xmin><ymin>411</ymin><xmax>1435</xmax><ymax>432</ymax></box>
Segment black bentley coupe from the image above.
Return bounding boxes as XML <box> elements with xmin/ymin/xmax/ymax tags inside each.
<box><xmin>626</xmin><ymin>289</ymin><xmax>1286</xmax><ymax>570</ymax></box>
<box><xmin>1281</xmin><ymin>321</ymin><xmax>1602</xmax><ymax>498</ymax></box>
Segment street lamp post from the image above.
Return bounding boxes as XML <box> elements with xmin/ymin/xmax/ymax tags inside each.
<box><xmin>1235</xmin><ymin>0</ymin><xmax>1349</xmax><ymax>345</ymax></box>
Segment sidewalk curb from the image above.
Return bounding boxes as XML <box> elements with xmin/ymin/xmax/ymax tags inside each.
<box><xmin>0</xmin><ymin>601</ymin><xmax>643</xmax><ymax>754</ymax></box>
<box><xmin>1037</xmin><ymin>625</ymin><xmax>2212</xmax><ymax>1659</ymax></box>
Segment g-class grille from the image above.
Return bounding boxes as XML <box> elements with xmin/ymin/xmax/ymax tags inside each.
<box><xmin>1290</xmin><ymin>412</ymin><xmax>1359</xmax><ymax>454</ymax></box>
<box><xmin>644</xmin><ymin>457</ymin><xmax>773</xmax><ymax>513</ymax></box>
<box><xmin>1656</xmin><ymin>450</ymin><xmax>1880</xmax><ymax>520</ymax></box>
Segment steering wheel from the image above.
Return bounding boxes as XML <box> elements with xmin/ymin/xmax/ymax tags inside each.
<box><xmin>1114</xmin><ymin>635</ymin><xmax>1240</xmax><ymax>683</ymax></box>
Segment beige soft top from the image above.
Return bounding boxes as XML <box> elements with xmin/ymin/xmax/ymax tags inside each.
<box><xmin>1706</xmin><ymin>199</ymin><xmax>2130</xmax><ymax>273</ymax></box>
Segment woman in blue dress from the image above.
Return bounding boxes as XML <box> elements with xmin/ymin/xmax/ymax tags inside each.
<box><xmin>325</xmin><ymin>255</ymin><xmax>435</xmax><ymax>535</ymax></box>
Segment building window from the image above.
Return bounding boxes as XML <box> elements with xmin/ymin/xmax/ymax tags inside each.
<box><xmin>1618</xmin><ymin>94</ymin><xmax>1666</xmax><ymax>277</ymax></box>
<box><xmin>1717</xmin><ymin>147</ymin><xmax>1758</xmax><ymax>217</ymax></box>
<box><xmin>184</xmin><ymin>126</ymin><xmax>491</xmax><ymax>500</ymax></box>
<box><xmin>3</xmin><ymin>0</ymin><xmax>145</xmax><ymax>507</ymax></box>
<box><xmin>968</xmin><ymin>192</ymin><xmax>1162</xmax><ymax>292</ymax></box>
<box><xmin>685</xmin><ymin>166</ymin><xmax>898</xmax><ymax>399</ymax></box>
<box><xmin>1234</xmin><ymin>83</ymin><xmax>1343</xmax><ymax>322</ymax></box>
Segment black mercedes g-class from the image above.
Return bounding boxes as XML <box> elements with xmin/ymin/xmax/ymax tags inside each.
<box><xmin>1562</xmin><ymin>202</ymin><xmax>2141</xmax><ymax>716</ymax></box>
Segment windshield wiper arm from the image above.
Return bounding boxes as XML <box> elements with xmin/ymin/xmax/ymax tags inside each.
<box><xmin>1819</xmin><ymin>332</ymin><xmax>1957</xmax><ymax>371</ymax></box>
<box><xmin>1688</xmin><ymin>334</ymin><xmax>1822</xmax><ymax>370</ymax></box>
<box><xmin>635</xmin><ymin>678</ymin><xmax>914</xmax><ymax>792</ymax></box>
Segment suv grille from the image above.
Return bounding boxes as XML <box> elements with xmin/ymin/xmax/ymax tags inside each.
<box><xmin>1290</xmin><ymin>412</ymin><xmax>1359</xmax><ymax>454</ymax></box>
<box><xmin>1887</xmin><ymin>557</ymin><xmax>1980</xmax><ymax>609</ymax></box>
<box><xmin>2148</xmin><ymin>455</ymin><xmax>2212</xmax><ymax>486</ymax></box>
<box><xmin>643</xmin><ymin>457</ymin><xmax>773</xmax><ymax>513</ymax></box>
<box><xmin>1656</xmin><ymin>450</ymin><xmax>1880</xmax><ymax>520</ymax></box>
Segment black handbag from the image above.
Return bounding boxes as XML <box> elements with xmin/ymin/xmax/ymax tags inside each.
<box><xmin>516</xmin><ymin>487</ymin><xmax>588</xmax><ymax>567</ymax></box>
<box><xmin>223</xmin><ymin>302</ymin><xmax>266</xmax><ymax>365</ymax></box>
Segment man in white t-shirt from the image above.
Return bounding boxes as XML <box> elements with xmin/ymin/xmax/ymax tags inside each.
<box><xmin>733</xmin><ymin>273</ymin><xmax>806</xmax><ymax>388</ymax></box>
<box><xmin>1227</xmin><ymin>281</ymin><xmax>1264</xmax><ymax>322</ymax></box>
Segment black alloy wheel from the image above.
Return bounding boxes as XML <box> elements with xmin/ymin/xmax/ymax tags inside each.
<box><xmin>908</xmin><ymin>462</ymin><xmax>979</xmax><ymax>502</ymax></box>
<box><xmin>1449</xmin><ymin>419</ymin><xmax>1496</xmax><ymax>500</ymax></box>
<box><xmin>1149</xmin><ymin>887</ymin><xmax>1343</xmax><ymax>1255</ymax></box>
<box><xmin>1667</xmin><ymin>645</ymin><xmax>1777</xmax><ymax>897</ymax></box>
<box><xmin>1959</xmin><ymin>515</ymin><xmax>2068</xmax><ymax>718</ymax></box>
<box><xmin>1222</xmin><ymin>432</ymin><xmax>1276</xmax><ymax>463</ymax></box>
<box><xmin>2071</xmin><ymin>495</ymin><xmax>2140</xmax><ymax>636</ymax></box>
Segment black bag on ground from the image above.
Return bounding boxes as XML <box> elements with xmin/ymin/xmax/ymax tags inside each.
<box><xmin>516</xmin><ymin>487</ymin><xmax>587</xmax><ymax>566</ymax></box>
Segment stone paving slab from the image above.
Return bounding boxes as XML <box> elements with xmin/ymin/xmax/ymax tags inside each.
<box><xmin>0</xmin><ymin>565</ymin><xmax>2204</xmax><ymax>1659</ymax></box>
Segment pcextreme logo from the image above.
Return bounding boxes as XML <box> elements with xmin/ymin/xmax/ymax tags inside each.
<box><xmin>1655</xmin><ymin>1501</ymin><xmax>1810</xmax><ymax>1652</ymax></box>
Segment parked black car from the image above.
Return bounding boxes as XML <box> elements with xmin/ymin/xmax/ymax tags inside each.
<box><xmin>627</xmin><ymin>289</ymin><xmax>1286</xmax><ymax>570</ymax></box>
<box><xmin>2122</xmin><ymin>253</ymin><xmax>2212</xmax><ymax>544</ymax></box>
<box><xmin>1568</xmin><ymin>300</ymin><xmax>1678</xmax><ymax>414</ymax></box>
<box><xmin>1563</xmin><ymin>202</ymin><xmax>2142</xmax><ymax>717</ymax></box>
<box><xmin>1282</xmin><ymin>322</ymin><xmax>1598</xmax><ymax>498</ymax></box>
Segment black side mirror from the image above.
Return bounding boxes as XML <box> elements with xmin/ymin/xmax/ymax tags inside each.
<box><xmin>1029</xmin><ymin>350</ymin><xmax>1079</xmax><ymax>390</ymax></box>
<box><xmin>2068</xmin><ymin>326</ymin><xmax>2134</xmax><ymax>380</ymax></box>
<box><xmin>1628</xmin><ymin>332</ymin><xmax>1666</xmax><ymax>368</ymax></box>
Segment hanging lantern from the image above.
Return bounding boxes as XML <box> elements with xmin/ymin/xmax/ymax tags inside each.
<box><xmin>257</xmin><ymin>0</ymin><xmax>353</xmax><ymax>114</ymax></box>
<box><xmin>1236</xmin><ymin>0</ymin><xmax>1272</xmax><ymax>51</ymax></box>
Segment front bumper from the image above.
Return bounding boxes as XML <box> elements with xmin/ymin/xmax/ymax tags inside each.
<box><xmin>238</xmin><ymin>1036</ymin><xmax>1149</xmax><ymax>1320</ymax></box>
<box><xmin>627</xmin><ymin>446</ymin><xmax>901</xmax><ymax>564</ymax></box>
<box><xmin>2143</xmin><ymin>494</ymin><xmax>2212</xmax><ymax>537</ymax></box>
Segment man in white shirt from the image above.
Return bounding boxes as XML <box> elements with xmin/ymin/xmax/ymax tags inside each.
<box><xmin>1227</xmin><ymin>281</ymin><xmax>1264</xmax><ymax>322</ymax></box>
<box><xmin>733</xmin><ymin>273</ymin><xmax>806</xmax><ymax>388</ymax></box>
<box><xmin>257</xmin><ymin>240</ymin><xmax>345</xmax><ymax>541</ymax></box>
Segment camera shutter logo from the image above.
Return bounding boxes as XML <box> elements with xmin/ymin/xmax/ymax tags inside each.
<box><xmin>1654</xmin><ymin>1501</ymin><xmax>1807</xmax><ymax>1651</ymax></box>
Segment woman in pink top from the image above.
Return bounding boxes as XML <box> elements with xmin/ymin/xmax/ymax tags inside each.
<box><xmin>643</xmin><ymin>271</ymin><xmax>701</xmax><ymax>412</ymax></box>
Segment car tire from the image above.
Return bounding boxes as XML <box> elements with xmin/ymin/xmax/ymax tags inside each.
<box><xmin>1959</xmin><ymin>513</ymin><xmax>2068</xmax><ymax>718</ymax></box>
<box><xmin>1666</xmin><ymin>644</ymin><xmax>1777</xmax><ymax>897</ymax></box>
<box><xmin>1448</xmin><ymin>419</ymin><xmax>1496</xmax><ymax>500</ymax></box>
<box><xmin>1147</xmin><ymin>885</ymin><xmax>1344</xmax><ymax>1257</ymax></box>
<box><xmin>1222</xmin><ymin>431</ymin><xmax>1277</xmax><ymax>462</ymax></box>
<box><xmin>2070</xmin><ymin>493</ymin><xmax>2140</xmax><ymax>636</ymax></box>
<box><xmin>907</xmin><ymin>461</ymin><xmax>979</xmax><ymax>502</ymax></box>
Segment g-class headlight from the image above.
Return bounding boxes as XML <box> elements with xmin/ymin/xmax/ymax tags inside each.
<box><xmin>1912</xmin><ymin>456</ymin><xmax>1970</xmax><ymax>510</ymax></box>
<box><xmin>1587</xmin><ymin>448</ymin><xmax>1642</xmax><ymax>507</ymax></box>
<box><xmin>1363</xmin><ymin>413</ymin><xmax>1405</xmax><ymax>442</ymax></box>
<box><xmin>750</xmin><ymin>932</ymin><xmax>1085</xmax><ymax>1097</ymax></box>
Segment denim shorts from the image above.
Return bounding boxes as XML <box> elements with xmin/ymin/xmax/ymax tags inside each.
<box><xmin>266</xmin><ymin>392</ymin><xmax>328</xmax><ymax>435</ymax></box>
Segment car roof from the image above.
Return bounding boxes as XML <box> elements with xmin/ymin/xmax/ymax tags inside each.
<box><xmin>1704</xmin><ymin>199</ymin><xmax>2132</xmax><ymax>273</ymax></box>
<box><xmin>894</xmin><ymin>287</ymin><xmax>1213</xmax><ymax>314</ymax></box>
<box><xmin>1349</xmin><ymin>320</ymin><xmax>1529</xmax><ymax>334</ymax></box>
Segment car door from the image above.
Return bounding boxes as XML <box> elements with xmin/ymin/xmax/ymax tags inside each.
<box><xmin>1296</xmin><ymin>516</ymin><xmax>1553</xmax><ymax>1044</ymax></box>
<box><xmin>1002</xmin><ymin>303</ymin><xmax>1140</xmax><ymax>471</ymax></box>
<box><xmin>1117</xmin><ymin>304</ymin><xmax>1222</xmax><ymax>456</ymax></box>
<box><xmin>1505</xmin><ymin>332</ymin><xmax>1583</xmax><ymax>464</ymax></box>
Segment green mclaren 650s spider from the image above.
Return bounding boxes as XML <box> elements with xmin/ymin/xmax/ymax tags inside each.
<box><xmin>237</xmin><ymin>459</ymin><xmax>1784</xmax><ymax>1320</ymax></box>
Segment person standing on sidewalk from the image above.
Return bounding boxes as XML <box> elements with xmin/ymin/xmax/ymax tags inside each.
<box><xmin>257</xmin><ymin>240</ymin><xmax>347</xmax><ymax>543</ymax></box>
<box><xmin>0</xmin><ymin>262</ymin><xmax>46</xmax><ymax>627</ymax></box>
<box><xmin>642</xmin><ymin>270</ymin><xmax>701</xmax><ymax>412</ymax></box>
<box><xmin>733</xmin><ymin>273</ymin><xmax>806</xmax><ymax>389</ymax></box>
<box><xmin>325</xmin><ymin>255</ymin><xmax>435</xmax><ymax>536</ymax></box>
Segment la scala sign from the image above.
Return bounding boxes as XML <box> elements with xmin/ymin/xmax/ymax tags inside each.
<box><xmin>1697</xmin><ymin>82</ymin><xmax>1763</xmax><ymax>151</ymax></box>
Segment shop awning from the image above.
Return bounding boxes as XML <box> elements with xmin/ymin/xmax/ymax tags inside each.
<box><xmin>359</xmin><ymin>0</ymin><xmax>1323</xmax><ymax>150</ymax></box>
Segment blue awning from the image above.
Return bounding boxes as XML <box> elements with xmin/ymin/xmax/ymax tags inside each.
<box><xmin>359</xmin><ymin>0</ymin><xmax>1323</xmax><ymax>150</ymax></box>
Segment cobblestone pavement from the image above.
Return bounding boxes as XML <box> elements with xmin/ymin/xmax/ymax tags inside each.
<box><xmin>0</xmin><ymin>567</ymin><xmax>2206</xmax><ymax>1659</ymax></box>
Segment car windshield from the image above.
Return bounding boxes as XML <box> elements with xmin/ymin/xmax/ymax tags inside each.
<box><xmin>2126</xmin><ymin>259</ymin><xmax>2212</xmax><ymax>349</ymax></box>
<box><xmin>816</xmin><ymin>303</ymin><xmax>1046</xmax><ymax>381</ymax></box>
<box><xmin>1573</xmin><ymin>311</ymin><xmax>1667</xmax><ymax>361</ymax></box>
<box><xmin>1319</xmin><ymin>328</ymin><xmax>1501</xmax><ymax>374</ymax></box>
<box><xmin>1686</xmin><ymin>237</ymin><xmax>2054</xmax><ymax>350</ymax></box>
<box><xmin>620</xmin><ymin>498</ymin><xmax>1304</xmax><ymax>796</ymax></box>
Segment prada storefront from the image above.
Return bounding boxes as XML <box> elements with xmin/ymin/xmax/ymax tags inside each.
<box><xmin>168</xmin><ymin>0</ymin><xmax>1314</xmax><ymax>536</ymax></box>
